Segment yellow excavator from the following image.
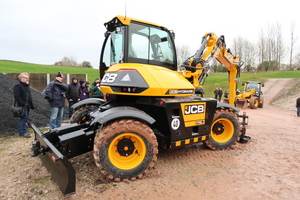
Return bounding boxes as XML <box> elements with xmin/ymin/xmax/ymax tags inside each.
<box><xmin>30</xmin><ymin>15</ymin><xmax>249</xmax><ymax>196</ymax></box>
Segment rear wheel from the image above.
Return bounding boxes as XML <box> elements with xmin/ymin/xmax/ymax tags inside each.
<box><xmin>249</xmin><ymin>97</ymin><xmax>259</xmax><ymax>109</ymax></box>
<box><xmin>69</xmin><ymin>105</ymin><xmax>95</xmax><ymax>124</ymax></box>
<box><xmin>204</xmin><ymin>110</ymin><xmax>239</xmax><ymax>150</ymax></box>
<box><xmin>93</xmin><ymin>119</ymin><xmax>158</xmax><ymax>181</ymax></box>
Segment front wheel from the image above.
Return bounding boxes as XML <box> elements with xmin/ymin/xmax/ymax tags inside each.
<box><xmin>249</xmin><ymin>97</ymin><xmax>259</xmax><ymax>109</ymax></box>
<box><xmin>204</xmin><ymin>110</ymin><xmax>239</xmax><ymax>150</ymax></box>
<box><xmin>93</xmin><ymin>119</ymin><xmax>158</xmax><ymax>181</ymax></box>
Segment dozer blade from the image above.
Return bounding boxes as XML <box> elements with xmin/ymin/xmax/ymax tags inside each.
<box><xmin>236</xmin><ymin>99</ymin><xmax>248</xmax><ymax>109</ymax></box>
<box><xmin>30</xmin><ymin>123</ymin><xmax>76</xmax><ymax>196</ymax></box>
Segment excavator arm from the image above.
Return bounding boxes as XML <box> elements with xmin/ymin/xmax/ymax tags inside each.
<box><xmin>180</xmin><ymin>32</ymin><xmax>243</xmax><ymax>105</ymax></box>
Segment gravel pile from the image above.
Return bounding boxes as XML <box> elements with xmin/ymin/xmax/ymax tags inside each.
<box><xmin>0</xmin><ymin>73</ymin><xmax>68</xmax><ymax>135</ymax></box>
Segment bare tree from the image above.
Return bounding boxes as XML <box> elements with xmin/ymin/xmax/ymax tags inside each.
<box><xmin>288</xmin><ymin>22</ymin><xmax>298</xmax><ymax>70</ymax></box>
<box><xmin>243</xmin><ymin>40</ymin><xmax>256</xmax><ymax>72</ymax></box>
<box><xmin>258</xmin><ymin>22</ymin><xmax>285</xmax><ymax>71</ymax></box>
<box><xmin>176</xmin><ymin>45</ymin><xmax>192</xmax><ymax>67</ymax></box>
<box><xmin>257</xmin><ymin>29</ymin><xmax>266</xmax><ymax>67</ymax></box>
<box><xmin>54</xmin><ymin>56</ymin><xmax>81</xmax><ymax>67</ymax></box>
<box><xmin>233</xmin><ymin>37</ymin><xmax>256</xmax><ymax>72</ymax></box>
<box><xmin>274</xmin><ymin>22</ymin><xmax>285</xmax><ymax>70</ymax></box>
<box><xmin>266</xmin><ymin>24</ymin><xmax>276</xmax><ymax>71</ymax></box>
<box><xmin>294</xmin><ymin>52</ymin><xmax>300</xmax><ymax>70</ymax></box>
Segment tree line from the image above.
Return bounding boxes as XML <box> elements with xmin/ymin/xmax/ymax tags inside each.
<box><xmin>177</xmin><ymin>22</ymin><xmax>299</xmax><ymax>72</ymax></box>
<box><xmin>54</xmin><ymin>56</ymin><xmax>92</xmax><ymax>68</ymax></box>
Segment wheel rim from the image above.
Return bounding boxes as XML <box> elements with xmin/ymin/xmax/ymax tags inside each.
<box><xmin>254</xmin><ymin>99</ymin><xmax>259</xmax><ymax>107</ymax></box>
<box><xmin>211</xmin><ymin>118</ymin><xmax>234</xmax><ymax>143</ymax></box>
<box><xmin>108</xmin><ymin>133</ymin><xmax>146</xmax><ymax>170</ymax></box>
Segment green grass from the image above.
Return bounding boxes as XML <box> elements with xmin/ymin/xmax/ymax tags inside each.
<box><xmin>0</xmin><ymin>60</ymin><xmax>100</xmax><ymax>83</ymax></box>
<box><xmin>199</xmin><ymin>71</ymin><xmax>300</xmax><ymax>98</ymax></box>
<box><xmin>1</xmin><ymin>60</ymin><xmax>299</xmax><ymax>98</ymax></box>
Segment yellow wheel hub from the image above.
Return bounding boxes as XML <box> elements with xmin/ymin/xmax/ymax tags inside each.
<box><xmin>108</xmin><ymin>133</ymin><xmax>146</xmax><ymax>170</ymax></box>
<box><xmin>211</xmin><ymin>118</ymin><xmax>234</xmax><ymax>143</ymax></box>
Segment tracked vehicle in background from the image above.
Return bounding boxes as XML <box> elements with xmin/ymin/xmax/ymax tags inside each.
<box><xmin>30</xmin><ymin>15</ymin><xmax>249</xmax><ymax>196</ymax></box>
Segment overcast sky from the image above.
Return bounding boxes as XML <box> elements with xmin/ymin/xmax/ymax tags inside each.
<box><xmin>0</xmin><ymin>0</ymin><xmax>299</xmax><ymax>68</ymax></box>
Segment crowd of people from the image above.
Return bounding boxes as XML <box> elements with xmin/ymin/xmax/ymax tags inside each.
<box><xmin>13</xmin><ymin>72</ymin><xmax>300</xmax><ymax>138</ymax></box>
<box><xmin>13</xmin><ymin>72</ymin><xmax>104</xmax><ymax>137</ymax></box>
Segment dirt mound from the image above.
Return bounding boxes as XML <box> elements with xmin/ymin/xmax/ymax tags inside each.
<box><xmin>0</xmin><ymin>73</ymin><xmax>68</xmax><ymax>135</ymax></box>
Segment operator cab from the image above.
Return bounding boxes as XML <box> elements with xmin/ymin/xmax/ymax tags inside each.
<box><xmin>100</xmin><ymin>15</ymin><xmax>177</xmax><ymax>78</ymax></box>
<box><xmin>243</xmin><ymin>81</ymin><xmax>264</xmax><ymax>96</ymax></box>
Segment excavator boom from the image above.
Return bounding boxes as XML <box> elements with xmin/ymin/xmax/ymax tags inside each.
<box><xmin>180</xmin><ymin>32</ymin><xmax>243</xmax><ymax>105</ymax></box>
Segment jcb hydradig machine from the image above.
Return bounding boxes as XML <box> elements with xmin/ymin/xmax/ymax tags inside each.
<box><xmin>30</xmin><ymin>15</ymin><xmax>250</xmax><ymax>196</ymax></box>
<box><xmin>236</xmin><ymin>81</ymin><xmax>264</xmax><ymax>109</ymax></box>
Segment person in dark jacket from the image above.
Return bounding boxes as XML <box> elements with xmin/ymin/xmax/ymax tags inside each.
<box><xmin>218</xmin><ymin>88</ymin><xmax>223</xmax><ymax>102</ymax></box>
<box><xmin>223</xmin><ymin>90</ymin><xmax>229</xmax><ymax>99</ymax></box>
<box><xmin>91</xmin><ymin>78</ymin><xmax>104</xmax><ymax>99</ymax></box>
<box><xmin>85</xmin><ymin>81</ymin><xmax>91</xmax><ymax>98</ymax></box>
<box><xmin>13</xmin><ymin>72</ymin><xmax>34</xmax><ymax>138</ymax></box>
<box><xmin>66</xmin><ymin>77</ymin><xmax>81</xmax><ymax>118</ymax></box>
<box><xmin>214</xmin><ymin>88</ymin><xmax>219</xmax><ymax>99</ymax></box>
<box><xmin>296</xmin><ymin>97</ymin><xmax>300</xmax><ymax>117</ymax></box>
<box><xmin>79</xmin><ymin>80</ymin><xmax>88</xmax><ymax>100</ymax></box>
<box><xmin>45</xmin><ymin>72</ymin><xmax>68</xmax><ymax>129</ymax></box>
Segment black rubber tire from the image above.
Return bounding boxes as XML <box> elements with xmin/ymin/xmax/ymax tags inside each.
<box><xmin>69</xmin><ymin>105</ymin><xmax>95</xmax><ymax>124</ymax></box>
<box><xmin>93</xmin><ymin>119</ymin><xmax>158</xmax><ymax>181</ymax></box>
<box><xmin>249</xmin><ymin>97</ymin><xmax>259</xmax><ymax>109</ymax></box>
<box><xmin>204</xmin><ymin>109</ymin><xmax>239</xmax><ymax>150</ymax></box>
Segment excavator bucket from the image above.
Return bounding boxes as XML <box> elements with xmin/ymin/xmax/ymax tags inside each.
<box><xmin>236</xmin><ymin>99</ymin><xmax>248</xmax><ymax>109</ymax></box>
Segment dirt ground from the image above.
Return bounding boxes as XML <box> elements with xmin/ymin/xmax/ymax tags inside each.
<box><xmin>0</xmin><ymin>78</ymin><xmax>300</xmax><ymax>200</ymax></box>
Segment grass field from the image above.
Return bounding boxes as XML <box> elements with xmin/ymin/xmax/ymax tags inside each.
<box><xmin>0</xmin><ymin>60</ymin><xmax>100</xmax><ymax>84</ymax></box>
<box><xmin>1</xmin><ymin>60</ymin><xmax>299</xmax><ymax>98</ymax></box>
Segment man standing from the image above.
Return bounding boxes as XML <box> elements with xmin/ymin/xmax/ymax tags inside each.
<box><xmin>13</xmin><ymin>72</ymin><xmax>34</xmax><ymax>138</ymax></box>
<box><xmin>218</xmin><ymin>88</ymin><xmax>223</xmax><ymax>102</ymax></box>
<box><xmin>214</xmin><ymin>88</ymin><xmax>219</xmax><ymax>99</ymax></box>
<box><xmin>45</xmin><ymin>72</ymin><xmax>68</xmax><ymax>130</ymax></box>
<box><xmin>66</xmin><ymin>77</ymin><xmax>81</xmax><ymax>118</ymax></box>
<box><xmin>296</xmin><ymin>97</ymin><xmax>300</xmax><ymax>117</ymax></box>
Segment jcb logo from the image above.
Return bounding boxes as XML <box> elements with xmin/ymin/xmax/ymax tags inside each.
<box><xmin>102</xmin><ymin>73</ymin><xmax>118</xmax><ymax>83</ymax></box>
<box><xmin>184</xmin><ymin>105</ymin><xmax>204</xmax><ymax>115</ymax></box>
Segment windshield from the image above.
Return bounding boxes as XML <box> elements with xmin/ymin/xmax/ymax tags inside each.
<box><xmin>246</xmin><ymin>82</ymin><xmax>260</xmax><ymax>92</ymax></box>
<box><xmin>102</xmin><ymin>21</ymin><xmax>177</xmax><ymax>70</ymax></box>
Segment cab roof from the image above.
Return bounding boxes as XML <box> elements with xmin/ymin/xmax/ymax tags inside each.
<box><xmin>105</xmin><ymin>15</ymin><xmax>168</xmax><ymax>29</ymax></box>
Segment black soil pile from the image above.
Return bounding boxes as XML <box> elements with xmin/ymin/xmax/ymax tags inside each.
<box><xmin>0</xmin><ymin>73</ymin><xmax>68</xmax><ymax>135</ymax></box>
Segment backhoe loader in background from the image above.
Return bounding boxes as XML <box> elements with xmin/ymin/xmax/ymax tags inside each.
<box><xmin>236</xmin><ymin>81</ymin><xmax>264</xmax><ymax>109</ymax></box>
<box><xmin>30</xmin><ymin>15</ymin><xmax>250</xmax><ymax>196</ymax></box>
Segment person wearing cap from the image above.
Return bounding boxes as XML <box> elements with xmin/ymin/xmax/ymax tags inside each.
<box><xmin>66</xmin><ymin>77</ymin><xmax>81</xmax><ymax>118</ymax></box>
<box><xmin>44</xmin><ymin>72</ymin><xmax>68</xmax><ymax>130</ymax></box>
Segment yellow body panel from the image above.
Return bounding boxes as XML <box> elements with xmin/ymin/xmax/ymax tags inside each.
<box><xmin>100</xmin><ymin>63</ymin><xmax>195</xmax><ymax>97</ymax></box>
<box><xmin>180</xmin><ymin>102</ymin><xmax>206</xmax><ymax>127</ymax></box>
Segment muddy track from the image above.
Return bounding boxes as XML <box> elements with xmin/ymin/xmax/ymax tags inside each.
<box><xmin>0</xmin><ymin>78</ymin><xmax>300</xmax><ymax>200</ymax></box>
